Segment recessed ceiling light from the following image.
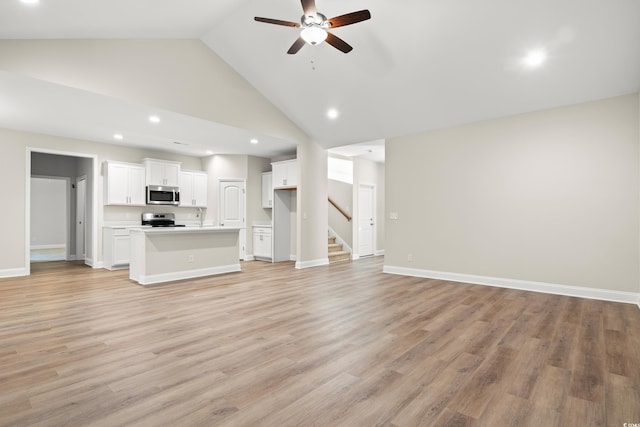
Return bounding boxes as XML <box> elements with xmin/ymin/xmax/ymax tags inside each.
<box><xmin>522</xmin><ymin>48</ymin><xmax>547</xmax><ymax>68</ymax></box>
<box><xmin>206</xmin><ymin>150</ymin><xmax>214</xmax><ymax>155</ymax></box>
<box><xmin>327</xmin><ymin>108</ymin><xmax>339</xmax><ymax>119</ymax></box>
<box><xmin>113</xmin><ymin>134</ymin><xmax>123</xmax><ymax>140</ymax></box>
<box><xmin>149</xmin><ymin>115</ymin><xmax>160</xmax><ymax>124</ymax></box>
<box><xmin>250</xmin><ymin>138</ymin><xmax>259</xmax><ymax>144</ymax></box>
<box><xmin>20</xmin><ymin>0</ymin><xmax>39</xmax><ymax>4</ymax></box>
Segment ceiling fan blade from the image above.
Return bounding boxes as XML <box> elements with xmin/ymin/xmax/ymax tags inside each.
<box><xmin>301</xmin><ymin>0</ymin><xmax>317</xmax><ymax>17</ymax></box>
<box><xmin>254</xmin><ymin>17</ymin><xmax>300</xmax><ymax>28</ymax></box>
<box><xmin>328</xmin><ymin>10</ymin><xmax>371</xmax><ymax>28</ymax></box>
<box><xmin>287</xmin><ymin>37</ymin><xmax>306</xmax><ymax>54</ymax></box>
<box><xmin>325</xmin><ymin>32</ymin><xmax>353</xmax><ymax>53</ymax></box>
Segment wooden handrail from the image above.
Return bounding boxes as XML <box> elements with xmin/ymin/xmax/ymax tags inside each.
<box><xmin>328</xmin><ymin>197</ymin><xmax>352</xmax><ymax>222</ymax></box>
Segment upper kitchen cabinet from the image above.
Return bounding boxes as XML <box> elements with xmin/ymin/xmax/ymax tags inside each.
<box><xmin>103</xmin><ymin>161</ymin><xmax>146</xmax><ymax>206</ymax></box>
<box><xmin>179</xmin><ymin>170</ymin><xmax>208</xmax><ymax>208</ymax></box>
<box><xmin>272</xmin><ymin>159</ymin><xmax>297</xmax><ymax>189</ymax></box>
<box><xmin>262</xmin><ymin>172</ymin><xmax>273</xmax><ymax>208</ymax></box>
<box><xmin>143</xmin><ymin>158</ymin><xmax>181</xmax><ymax>187</ymax></box>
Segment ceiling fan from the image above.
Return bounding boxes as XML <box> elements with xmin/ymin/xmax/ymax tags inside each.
<box><xmin>254</xmin><ymin>0</ymin><xmax>371</xmax><ymax>54</ymax></box>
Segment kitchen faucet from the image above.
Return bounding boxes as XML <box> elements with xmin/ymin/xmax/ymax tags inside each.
<box><xmin>197</xmin><ymin>207</ymin><xmax>204</xmax><ymax>227</ymax></box>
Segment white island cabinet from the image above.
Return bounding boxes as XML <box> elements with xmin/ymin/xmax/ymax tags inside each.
<box><xmin>129</xmin><ymin>227</ymin><xmax>241</xmax><ymax>285</ymax></box>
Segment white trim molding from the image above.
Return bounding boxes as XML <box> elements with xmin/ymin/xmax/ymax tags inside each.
<box><xmin>0</xmin><ymin>268</ymin><xmax>29</xmax><ymax>279</ymax></box>
<box><xmin>295</xmin><ymin>258</ymin><xmax>330</xmax><ymax>269</ymax></box>
<box><xmin>375</xmin><ymin>249</ymin><xmax>385</xmax><ymax>257</ymax></box>
<box><xmin>31</xmin><ymin>244</ymin><xmax>66</xmax><ymax>250</ymax></box>
<box><xmin>383</xmin><ymin>265</ymin><xmax>640</xmax><ymax>306</ymax></box>
<box><xmin>136</xmin><ymin>264</ymin><xmax>241</xmax><ymax>286</ymax></box>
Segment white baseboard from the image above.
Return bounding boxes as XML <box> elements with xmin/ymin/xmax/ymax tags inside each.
<box><xmin>31</xmin><ymin>244</ymin><xmax>66</xmax><ymax>250</ymax></box>
<box><xmin>243</xmin><ymin>255</ymin><xmax>256</xmax><ymax>261</ymax></box>
<box><xmin>0</xmin><ymin>267</ymin><xmax>29</xmax><ymax>278</ymax></box>
<box><xmin>383</xmin><ymin>265</ymin><xmax>640</xmax><ymax>306</ymax></box>
<box><xmin>295</xmin><ymin>258</ymin><xmax>330</xmax><ymax>269</ymax></box>
<box><xmin>136</xmin><ymin>264</ymin><xmax>241</xmax><ymax>286</ymax></box>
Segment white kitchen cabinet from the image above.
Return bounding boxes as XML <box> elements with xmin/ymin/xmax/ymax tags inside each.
<box><xmin>143</xmin><ymin>158</ymin><xmax>181</xmax><ymax>187</ymax></box>
<box><xmin>179</xmin><ymin>170</ymin><xmax>208</xmax><ymax>207</ymax></box>
<box><xmin>103</xmin><ymin>161</ymin><xmax>146</xmax><ymax>206</ymax></box>
<box><xmin>261</xmin><ymin>172</ymin><xmax>273</xmax><ymax>208</ymax></box>
<box><xmin>103</xmin><ymin>227</ymin><xmax>132</xmax><ymax>269</ymax></box>
<box><xmin>253</xmin><ymin>226</ymin><xmax>272</xmax><ymax>261</ymax></box>
<box><xmin>272</xmin><ymin>159</ymin><xmax>297</xmax><ymax>189</ymax></box>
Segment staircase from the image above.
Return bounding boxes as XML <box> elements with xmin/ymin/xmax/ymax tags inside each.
<box><xmin>328</xmin><ymin>236</ymin><xmax>350</xmax><ymax>263</ymax></box>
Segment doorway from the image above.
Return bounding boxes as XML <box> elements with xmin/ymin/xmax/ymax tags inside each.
<box><xmin>27</xmin><ymin>149</ymin><xmax>98</xmax><ymax>275</ymax></box>
<box><xmin>358</xmin><ymin>184</ymin><xmax>375</xmax><ymax>257</ymax></box>
<box><xmin>218</xmin><ymin>179</ymin><xmax>246</xmax><ymax>260</ymax></box>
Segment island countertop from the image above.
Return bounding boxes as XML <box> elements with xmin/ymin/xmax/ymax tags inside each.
<box><xmin>130</xmin><ymin>226</ymin><xmax>242</xmax><ymax>235</ymax></box>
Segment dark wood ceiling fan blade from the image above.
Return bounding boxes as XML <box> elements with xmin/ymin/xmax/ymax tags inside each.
<box><xmin>287</xmin><ymin>37</ymin><xmax>306</xmax><ymax>54</ymax></box>
<box><xmin>301</xmin><ymin>0</ymin><xmax>317</xmax><ymax>17</ymax></box>
<box><xmin>254</xmin><ymin>17</ymin><xmax>300</xmax><ymax>27</ymax></box>
<box><xmin>328</xmin><ymin>10</ymin><xmax>371</xmax><ymax>28</ymax></box>
<box><xmin>325</xmin><ymin>32</ymin><xmax>353</xmax><ymax>53</ymax></box>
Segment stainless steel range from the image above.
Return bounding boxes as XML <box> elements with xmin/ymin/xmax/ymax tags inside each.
<box><xmin>141</xmin><ymin>212</ymin><xmax>185</xmax><ymax>228</ymax></box>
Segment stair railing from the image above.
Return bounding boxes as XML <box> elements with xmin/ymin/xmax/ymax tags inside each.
<box><xmin>328</xmin><ymin>197</ymin><xmax>352</xmax><ymax>222</ymax></box>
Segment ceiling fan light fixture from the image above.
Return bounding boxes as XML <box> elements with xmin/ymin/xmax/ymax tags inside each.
<box><xmin>301</xmin><ymin>26</ymin><xmax>327</xmax><ymax>45</ymax></box>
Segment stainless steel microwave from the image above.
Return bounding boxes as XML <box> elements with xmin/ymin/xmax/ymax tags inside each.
<box><xmin>146</xmin><ymin>185</ymin><xmax>180</xmax><ymax>206</ymax></box>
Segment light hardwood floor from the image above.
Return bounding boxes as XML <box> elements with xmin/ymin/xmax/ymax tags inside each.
<box><xmin>1</xmin><ymin>258</ymin><xmax>639</xmax><ymax>426</ymax></box>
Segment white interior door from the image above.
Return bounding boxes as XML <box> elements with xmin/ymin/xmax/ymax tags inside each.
<box><xmin>76</xmin><ymin>177</ymin><xmax>86</xmax><ymax>260</ymax></box>
<box><xmin>219</xmin><ymin>180</ymin><xmax>246</xmax><ymax>260</ymax></box>
<box><xmin>358</xmin><ymin>184</ymin><xmax>374</xmax><ymax>257</ymax></box>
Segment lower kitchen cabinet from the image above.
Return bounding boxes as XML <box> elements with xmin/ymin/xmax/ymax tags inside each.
<box><xmin>252</xmin><ymin>226</ymin><xmax>272</xmax><ymax>261</ymax></box>
<box><xmin>103</xmin><ymin>227</ymin><xmax>132</xmax><ymax>270</ymax></box>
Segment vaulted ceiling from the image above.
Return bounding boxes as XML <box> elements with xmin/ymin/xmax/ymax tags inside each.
<box><xmin>0</xmin><ymin>0</ymin><xmax>638</xmax><ymax>159</ymax></box>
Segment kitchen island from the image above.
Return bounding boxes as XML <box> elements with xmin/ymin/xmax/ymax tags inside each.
<box><xmin>129</xmin><ymin>226</ymin><xmax>241</xmax><ymax>285</ymax></box>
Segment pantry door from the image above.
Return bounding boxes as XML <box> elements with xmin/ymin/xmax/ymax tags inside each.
<box><xmin>358</xmin><ymin>184</ymin><xmax>375</xmax><ymax>257</ymax></box>
<box><xmin>219</xmin><ymin>180</ymin><xmax>246</xmax><ymax>260</ymax></box>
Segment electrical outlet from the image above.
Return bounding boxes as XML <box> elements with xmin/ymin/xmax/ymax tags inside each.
<box><xmin>407</xmin><ymin>253</ymin><xmax>413</xmax><ymax>262</ymax></box>
<box><xmin>188</xmin><ymin>255</ymin><xmax>194</xmax><ymax>263</ymax></box>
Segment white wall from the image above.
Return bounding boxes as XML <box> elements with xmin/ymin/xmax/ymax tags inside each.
<box><xmin>296</xmin><ymin>140</ymin><xmax>328</xmax><ymax>267</ymax></box>
<box><xmin>385</xmin><ymin>94</ymin><xmax>639</xmax><ymax>295</ymax></box>
<box><xmin>30</xmin><ymin>177</ymin><xmax>67</xmax><ymax>248</ymax></box>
